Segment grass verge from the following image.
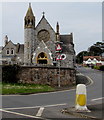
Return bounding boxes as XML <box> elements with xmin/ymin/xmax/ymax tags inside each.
<box><xmin>0</xmin><ymin>82</ymin><xmax>55</xmax><ymax>95</ymax></box>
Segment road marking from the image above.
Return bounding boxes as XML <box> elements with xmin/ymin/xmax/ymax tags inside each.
<box><xmin>36</xmin><ymin>107</ymin><xmax>44</xmax><ymax>117</ymax></box>
<box><xmin>76</xmin><ymin>71</ymin><xmax>94</xmax><ymax>87</ymax></box>
<box><xmin>0</xmin><ymin>109</ymin><xmax>44</xmax><ymax>119</ymax></box>
<box><xmin>2</xmin><ymin>88</ymin><xmax>75</xmax><ymax>97</ymax></box>
<box><xmin>86</xmin><ymin>76</ymin><xmax>94</xmax><ymax>86</ymax></box>
<box><xmin>2</xmin><ymin>103</ymin><xmax>67</xmax><ymax>110</ymax></box>
<box><xmin>91</xmin><ymin>97</ymin><xmax>104</xmax><ymax>101</ymax></box>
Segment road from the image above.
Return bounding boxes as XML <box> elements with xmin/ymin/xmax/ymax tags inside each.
<box><xmin>77</xmin><ymin>67</ymin><xmax>103</xmax><ymax>104</ymax></box>
<box><xmin>1</xmin><ymin>67</ymin><xmax>103</xmax><ymax>119</ymax></box>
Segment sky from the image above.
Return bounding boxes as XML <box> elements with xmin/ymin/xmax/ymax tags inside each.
<box><xmin>1</xmin><ymin>2</ymin><xmax>102</xmax><ymax>54</ymax></box>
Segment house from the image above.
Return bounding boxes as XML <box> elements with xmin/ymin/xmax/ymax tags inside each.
<box><xmin>83</xmin><ymin>56</ymin><xmax>104</xmax><ymax>66</ymax></box>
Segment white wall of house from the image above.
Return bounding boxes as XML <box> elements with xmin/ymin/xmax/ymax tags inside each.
<box><xmin>83</xmin><ymin>58</ymin><xmax>103</xmax><ymax>66</ymax></box>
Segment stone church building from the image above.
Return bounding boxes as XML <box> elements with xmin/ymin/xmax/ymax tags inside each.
<box><xmin>1</xmin><ymin>4</ymin><xmax>76</xmax><ymax>86</ymax></box>
<box><xmin>2</xmin><ymin>3</ymin><xmax>75</xmax><ymax>68</ymax></box>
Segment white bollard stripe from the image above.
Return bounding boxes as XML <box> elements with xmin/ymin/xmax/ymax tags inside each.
<box><xmin>76</xmin><ymin>84</ymin><xmax>86</xmax><ymax>94</ymax></box>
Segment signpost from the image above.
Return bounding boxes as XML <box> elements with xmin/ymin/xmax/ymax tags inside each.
<box><xmin>56</xmin><ymin>44</ymin><xmax>62</xmax><ymax>51</ymax></box>
<box><xmin>56</xmin><ymin>44</ymin><xmax>62</xmax><ymax>87</ymax></box>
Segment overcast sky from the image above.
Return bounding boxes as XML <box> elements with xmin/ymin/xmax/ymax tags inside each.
<box><xmin>1</xmin><ymin>2</ymin><xmax>102</xmax><ymax>54</ymax></box>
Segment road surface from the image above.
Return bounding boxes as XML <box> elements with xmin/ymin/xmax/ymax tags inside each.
<box><xmin>1</xmin><ymin>67</ymin><xmax>103</xmax><ymax>119</ymax></box>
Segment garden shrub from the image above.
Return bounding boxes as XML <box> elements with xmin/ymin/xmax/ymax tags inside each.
<box><xmin>99</xmin><ymin>65</ymin><xmax>104</xmax><ymax>71</ymax></box>
<box><xmin>2</xmin><ymin>65</ymin><xmax>20</xmax><ymax>83</ymax></box>
<box><xmin>93</xmin><ymin>66</ymin><xmax>100</xmax><ymax>70</ymax></box>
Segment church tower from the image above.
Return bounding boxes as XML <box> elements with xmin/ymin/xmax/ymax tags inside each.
<box><xmin>24</xmin><ymin>3</ymin><xmax>35</xmax><ymax>65</ymax></box>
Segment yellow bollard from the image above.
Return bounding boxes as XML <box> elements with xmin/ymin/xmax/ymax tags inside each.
<box><xmin>75</xmin><ymin>84</ymin><xmax>90</xmax><ymax>112</ymax></box>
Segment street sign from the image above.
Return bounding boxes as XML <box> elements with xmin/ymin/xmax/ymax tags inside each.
<box><xmin>61</xmin><ymin>54</ymin><xmax>66</xmax><ymax>60</ymax></box>
<box><xmin>56</xmin><ymin>44</ymin><xmax>62</xmax><ymax>51</ymax></box>
<box><xmin>56</xmin><ymin>54</ymin><xmax>62</xmax><ymax>60</ymax></box>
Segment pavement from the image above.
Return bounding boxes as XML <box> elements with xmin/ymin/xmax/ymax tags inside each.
<box><xmin>61</xmin><ymin>68</ymin><xmax>103</xmax><ymax>120</ymax></box>
<box><xmin>61</xmin><ymin>103</ymin><xmax>104</xmax><ymax>120</ymax></box>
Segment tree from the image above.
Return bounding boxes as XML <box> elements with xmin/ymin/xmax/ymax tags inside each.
<box><xmin>76</xmin><ymin>51</ymin><xmax>88</xmax><ymax>64</ymax></box>
<box><xmin>88</xmin><ymin>45</ymin><xmax>103</xmax><ymax>56</ymax></box>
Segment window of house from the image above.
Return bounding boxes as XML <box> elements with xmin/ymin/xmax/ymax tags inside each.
<box><xmin>6</xmin><ymin>49</ymin><xmax>9</xmax><ymax>55</ymax></box>
<box><xmin>11</xmin><ymin>49</ymin><xmax>14</xmax><ymax>55</ymax></box>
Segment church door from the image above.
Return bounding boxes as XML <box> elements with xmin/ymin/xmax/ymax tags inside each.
<box><xmin>37</xmin><ymin>52</ymin><xmax>48</xmax><ymax>64</ymax></box>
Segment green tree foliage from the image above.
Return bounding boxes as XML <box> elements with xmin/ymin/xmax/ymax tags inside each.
<box><xmin>88</xmin><ymin>46</ymin><xmax>102</xmax><ymax>56</ymax></box>
<box><xmin>2</xmin><ymin>65</ymin><xmax>20</xmax><ymax>83</ymax></box>
<box><xmin>76</xmin><ymin>51</ymin><xmax>89</xmax><ymax>64</ymax></box>
<box><xmin>76</xmin><ymin>41</ymin><xmax>104</xmax><ymax>64</ymax></box>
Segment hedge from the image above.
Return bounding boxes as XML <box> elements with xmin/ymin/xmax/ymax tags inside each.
<box><xmin>2</xmin><ymin>65</ymin><xmax>20</xmax><ymax>83</ymax></box>
<box><xmin>99</xmin><ymin>65</ymin><xmax>104</xmax><ymax>71</ymax></box>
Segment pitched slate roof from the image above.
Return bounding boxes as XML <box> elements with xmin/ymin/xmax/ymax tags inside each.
<box><xmin>60</xmin><ymin>35</ymin><xmax>73</xmax><ymax>44</ymax></box>
<box><xmin>15</xmin><ymin>43</ymin><xmax>24</xmax><ymax>54</ymax></box>
<box><xmin>83</xmin><ymin>56</ymin><xmax>102</xmax><ymax>61</ymax></box>
<box><xmin>59</xmin><ymin>34</ymin><xmax>74</xmax><ymax>54</ymax></box>
<box><xmin>36</xmin><ymin>15</ymin><xmax>55</xmax><ymax>33</ymax></box>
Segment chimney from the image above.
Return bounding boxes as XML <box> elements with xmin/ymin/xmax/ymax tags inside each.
<box><xmin>4</xmin><ymin>35</ymin><xmax>8</xmax><ymax>46</ymax></box>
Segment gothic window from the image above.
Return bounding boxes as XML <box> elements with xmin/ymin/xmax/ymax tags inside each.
<box><xmin>25</xmin><ymin>20</ymin><xmax>27</xmax><ymax>25</ymax></box>
<box><xmin>28</xmin><ymin>19</ymin><xmax>30</xmax><ymax>24</ymax></box>
<box><xmin>31</xmin><ymin>20</ymin><xmax>33</xmax><ymax>25</ymax></box>
<box><xmin>27</xmin><ymin>42</ymin><xmax>29</xmax><ymax>48</ymax></box>
<box><xmin>6</xmin><ymin>49</ymin><xmax>9</xmax><ymax>55</ymax></box>
<box><xmin>11</xmin><ymin>49</ymin><xmax>14</xmax><ymax>55</ymax></box>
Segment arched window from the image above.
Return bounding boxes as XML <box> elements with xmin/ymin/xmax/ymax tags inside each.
<box><xmin>31</xmin><ymin>20</ymin><xmax>33</xmax><ymax>25</ymax></box>
<box><xmin>37</xmin><ymin>52</ymin><xmax>48</xmax><ymax>64</ymax></box>
<box><xmin>28</xmin><ymin>19</ymin><xmax>30</xmax><ymax>24</ymax></box>
<box><xmin>6</xmin><ymin>49</ymin><xmax>9</xmax><ymax>55</ymax></box>
<box><xmin>25</xmin><ymin>19</ymin><xmax>27</xmax><ymax>25</ymax></box>
<box><xmin>11</xmin><ymin>49</ymin><xmax>14</xmax><ymax>55</ymax></box>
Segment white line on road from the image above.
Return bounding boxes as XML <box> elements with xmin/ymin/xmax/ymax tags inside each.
<box><xmin>36</xmin><ymin>107</ymin><xmax>44</xmax><ymax>117</ymax></box>
<box><xmin>77</xmin><ymin>71</ymin><xmax>94</xmax><ymax>87</ymax></box>
<box><xmin>0</xmin><ymin>109</ymin><xmax>44</xmax><ymax>119</ymax></box>
<box><xmin>2</xmin><ymin>103</ymin><xmax>67</xmax><ymax>110</ymax></box>
<box><xmin>91</xmin><ymin>97</ymin><xmax>104</xmax><ymax>101</ymax></box>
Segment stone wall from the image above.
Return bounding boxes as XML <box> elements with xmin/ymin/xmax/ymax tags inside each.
<box><xmin>17</xmin><ymin>66</ymin><xmax>76</xmax><ymax>86</ymax></box>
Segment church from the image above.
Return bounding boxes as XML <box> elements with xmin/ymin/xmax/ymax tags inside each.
<box><xmin>2</xmin><ymin>3</ymin><xmax>75</xmax><ymax>69</ymax></box>
<box><xmin>1</xmin><ymin>3</ymin><xmax>76</xmax><ymax>86</ymax></box>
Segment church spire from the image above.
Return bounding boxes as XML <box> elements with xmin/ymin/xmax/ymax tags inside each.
<box><xmin>26</xmin><ymin>3</ymin><xmax>34</xmax><ymax>17</ymax></box>
<box><xmin>29</xmin><ymin>2</ymin><xmax>31</xmax><ymax>7</ymax></box>
<box><xmin>24</xmin><ymin>3</ymin><xmax>35</xmax><ymax>29</ymax></box>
